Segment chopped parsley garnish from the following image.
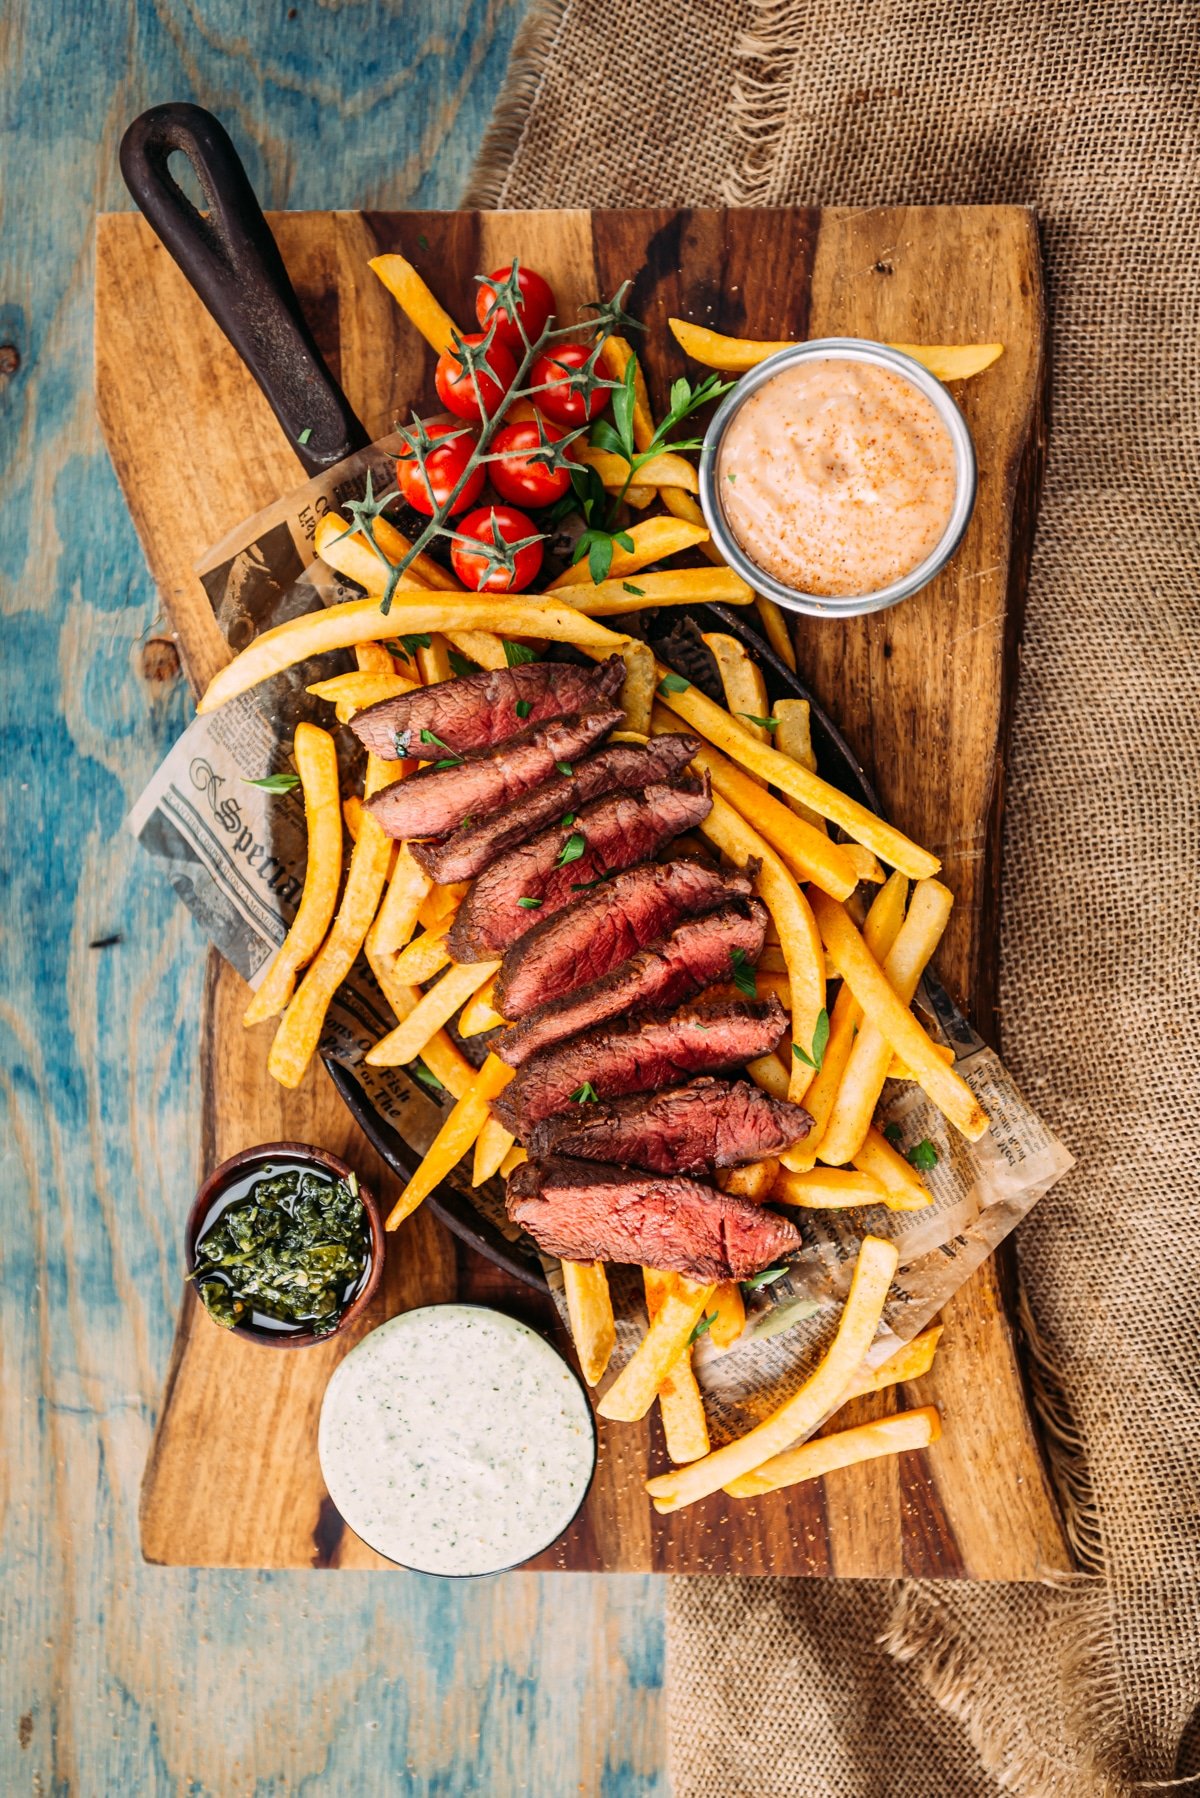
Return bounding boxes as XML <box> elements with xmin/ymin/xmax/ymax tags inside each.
<box><xmin>298</xmin><ymin>427</ymin><xmax>312</xmax><ymax>446</ymax></box>
<box><xmin>388</xmin><ymin>632</ymin><xmax>432</xmax><ymax>662</ymax></box>
<box><xmin>556</xmin><ymin>830</ymin><xmax>586</xmax><ymax>867</ymax></box>
<box><xmin>739</xmin><ymin>713</ymin><xmax>779</xmax><ymax>732</ymax></box>
<box><xmin>515</xmin><ymin>699</ymin><xmax>532</xmax><ymax>719</ymax></box>
<box><xmin>412</xmin><ymin>1059</ymin><xmax>446</xmax><ymax>1094</ymax></box>
<box><xmin>419</xmin><ymin>728</ymin><xmax>461</xmax><ymax>766</ymax></box>
<box><xmin>729</xmin><ymin>946</ymin><xmax>758</xmax><ymax>998</ymax></box>
<box><xmin>448</xmin><ymin>649</ymin><xmax>481</xmax><ymax>678</ymax></box>
<box><xmin>622</xmin><ymin>582</ymin><xmax>646</xmax><ymax>597</ymax></box>
<box><xmin>571</xmin><ymin>874</ymin><xmax>610</xmax><ymax>891</ymax></box>
<box><xmin>244</xmin><ymin>772</ymin><xmax>301</xmax><ymax>794</ymax></box>
<box><xmin>657</xmin><ymin>671</ymin><xmax>690</xmax><ymax>695</ymax></box>
<box><xmin>688</xmin><ymin>1310</ymin><xmax>717</xmax><ymax>1345</ymax></box>
<box><xmin>503</xmin><ymin>639</ymin><xmax>539</xmax><ymax>667</ymax></box>
<box><xmin>907</xmin><ymin>1138</ymin><xmax>940</xmax><ymax>1171</ymax></box>
<box><xmin>741</xmin><ymin>1265</ymin><xmax>790</xmax><ymax>1294</ymax></box>
<box><xmin>569</xmin><ymin>1081</ymin><xmax>598</xmax><ymax>1103</ymax></box>
<box><xmin>883</xmin><ymin>1121</ymin><xmax>905</xmax><ymax>1148</ymax></box>
<box><xmin>792</xmin><ymin>1008</ymin><xmax>830</xmax><ymax>1072</ymax></box>
<box><xmin>555</xmin><ymin>760</ymin><xmax>573</xmax><ymax>777</ymax></box>
<box><xmin>517</xmin><ymin>896</ymin><xmax>543</xmax><ymax>910</ymax></box>
<box><xmin>561</xmin><ymin>812</ymin><xmax>576</xmax><ymax>828</ymax></box>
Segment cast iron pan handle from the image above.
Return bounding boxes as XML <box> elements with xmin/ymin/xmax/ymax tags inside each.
<box><xmin>119</xmin><ymin>103</ymin><xmax>370</xmax><ymax>476</ymax></box>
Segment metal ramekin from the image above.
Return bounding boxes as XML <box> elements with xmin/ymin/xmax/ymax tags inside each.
<box><xmin>698</xmin><ymin>338</ymin><xmax>978</xmax><ymax>620</ymax></box>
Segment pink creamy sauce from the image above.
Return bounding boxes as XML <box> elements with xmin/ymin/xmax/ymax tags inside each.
<box><xmin>717</xmin><ymin>359</ymin><xmax>957</xmax><ymax>597</ymax></box>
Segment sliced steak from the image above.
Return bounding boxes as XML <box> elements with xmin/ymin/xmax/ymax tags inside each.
<box><xmin>492</xmin><ymin>994</ymin><xmax>788</xmax><ymax>1136</ymax></box>
<box><xmin>349</xmin><ymin>655</ymin><xmax>625</xmax><ymax>759</ymax></box>
<box><xmin>495</xmin><ymin>860</ymin><xmax>753</xmax><ymax>1020</ymax></box>
<box><xmin>528</xmin><ymin>1076</ymin><xmax>812</xmax><ymax>1174</ymax></box>
<box><xmin>497</xmin><ymin>901</ymin><xmax>769</xmax><ymax>1068</ymax></box>
<box><xmin>506</xmin><ymin>1156</ymin><xmax>802</xmax><ymax>1280</ymax></box>
<box><xmin>413</xmin><ymin>732</ymin><xmax>700</xmax><ymax>882</ymax></box>
<box><xmin>447</xmin><ymin>775</ymin><xmax>713</xmax><ymax>963</ymax></box>
<box><xmin>366</xmin><ymin>707</ymin><xmax>619</xmax><ymax>841</ymax></box>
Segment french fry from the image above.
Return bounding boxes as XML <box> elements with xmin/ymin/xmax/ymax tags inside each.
<box><xmin>811</xmin><ymin>889</ymin><xmax>989</xmax><ymax>1142</ymax></box>
<box><xmin>385</xmin><ymin>1052</ymin><xmax>513</xmax><ymax>1228</ymax></box>
<box><xmin>772</xmin><ymin>698</ymin><xmax>827</xmax><ymax>832</ymax></box>
<box><xmin>651</xmin><ymin>704</ymin><xmax>858</xmax><ymax>901</ymax></box>
<box><xmin>472</xmin><ymin>1113</ymin><xmax>515</xmax><ymax>1186</ymax></box>
<box><xmin>267</xmin><ymin>754</ymin><xmax>395</xmax><ymax>1087</ymax></box>
<box><xmin>702</xmin><ymin>631</ymin><xmax>772</xmax><ymax>779</ymax></box>
<box><xmin>445</xmin><ymin>628</ymin><xmax>509</xmax><ymax>670</ymax></box>
<box><xmin>669</xmin><ymin>317</ymin><xmax>1003</xmax><ymax>383</ymax></box>
<box><xmin>243</xmin><ymin>724</ymin><xmax>342</xmax><ymax>1025</ymax></box>
<box><xmin>549</xmin><ymin>567</ymin><xmax>753</xmax><ymax>613</ymax></box>
<box><xmin>747</xmin><ymin>1053</ymin><xmax>790</xmax><ymax>1099</ymax></box>
<box><xmin>366</xmin><ymin>843</ymin><xmax>433</xmax><ymax>960</ymax></box>
<box><xmin>499</xmin><ymin>1143</ymin><xmax>527</xmax><ymax>1177</ymax></box>
<box><xmin>562</xmin><ymin>1261</ymin><xmax>617</xmax><ymax>1387</ymax></box>
<box><xmin>820</xmin><ymin>878</ymin><xmax>954</xmax><ymax>1164</ymax></box>
<box><xmin>364</xmin><ymin>946</ymin><xmax>474</xmax><ymax>1100</ymax></box>
<box><xmin>369</xmin><ymin>252</ymin><xmax>461</xmax><ymax>356</ymax></box>
<box><xmin>843</xmin><ymin>844</ymin><xmax>885</xmax><ymax>884</ymax></box>
<box><xmin>724</xmin><ymin>1406</ymin><xmax>941</xmax><ymax>1499</ymax></box>
<box><xmin>316</xmin><ymin>509</ymin><xmax>462</xmax><ymax>596</ymax></box>
<box><xmin>417</xmin><ymin>880</ymin><xmax>469</xmax><ymax>934</ymax></box>
<box><xmin>546</xmin><ymin>515</ymin><xmax>710</xmax><ymax>590</ymax></box>
<box><xmin>389</xmin><ymin>928</ymin><xmax>452</xmax><ymax>986</ymax></box>
<box><xmin>308</xmin><ymin>671</ymin><xmax>417</xmax><ymax>713</ymax></box>
<box><xmin>773</xmin><ymin>1166</ymin><xmax>890</xmax><ymax>1208</ymax></box>
<box><xmin>343</xmin><ymin>795</ymin><xmax>365</xmax><ymax>842</ymax></box>
<box><xmin>458</xmin><ymin>973</ymin><xmax>507</xmax><ymax>1037</ymax></box>
<box><xmin>851</xmin><ymin>1125</ymin><xmax>933</xmax><ymax>1211</ymax></box>
<box><xmin>699</xmin><ymin>792</ymin><xmax>825</xmax><ymax>1104</ymax></box>
<box><xmin>417</xmin><ymin>634</ymin><xmax>453</xmax><ymax>686</ymax></box>
<box><xmin>645</xmin><ymin>1235</ymin><xmax>899</xmax><ymax>1511</ymax></box>
<box><xmin>708</xmin><ymin>1280</ymin><xmax>747</xmax><ymax>1350</ymax></box>
<box><xmin>597</xmin><ymin>1276</ymin><xmax>716</xmax><ymax>1423</ymax></box>
<box><xmin>782</xmin><ymin>871</ymin><xmax>909</xmax><ymax>1171</ymax></box>
<box><xmin>622</xmin><ymin>484</ymin><xmax>655</xmax><ymax>510</ymax></box>
<box><xmin>654</xmin><ymin>674</ymin><xmax>939</xmax><ymax>878</ymax></box>
<box><xmin>617</xmin><ymin>638</ymin><xmax>656</xmax><ymax>737</ymax></box>
<box><xmin>723</xmin><ymin>1159</ymin><xmax>780</xmax><ymax>1202</ymax></box>
<box><xmin>597</xmin><ymin>335</ymin><xmax>657</xmax><ymax>448</ymax></box>
<box><xmin>838</xmin><ymin>1324</ymin><xmax>943</xmax><ymax>1402</ymax></box>
<box><xmin>644</xmin><ymin>1270</ymin><xmax>711</xmax><ymax>1462</ymax></box>
<box><xmin>355</xmin><ymin>640</ymin><xmax>400</xmax><ymax>674</ymax></box>
<box><xmin>753</xmin><ymin>597</ymin><xmax>798</xmax><ymax>672</ymax></box>
<box><xmin>574</xmin><ymin>444</ymin><xmax>700</xmax><ymax>494</ymax></box>
<box><xmin>887</xmin><ymin>1041</ymin><xmax>956</xmax><ymax>1079</ymax></box>
<box><xmin>366</xmin><ymin>958</ymin><xmax>500</xmax><ymax>1067</ymax></box>
<box><xmin>198</xmin><ymin>599</ymin><xmax>627</xmax><ymax>713</ymax></box>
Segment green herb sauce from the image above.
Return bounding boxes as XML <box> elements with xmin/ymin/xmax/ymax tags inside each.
<box><xmin>191</xmin><ymin>1160</ymin><xmax>369</xmax><ymax>1337</ymax></box>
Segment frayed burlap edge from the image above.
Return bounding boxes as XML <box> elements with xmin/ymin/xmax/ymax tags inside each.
<box><xmin>463</xmin><ymin>0</ymin><xmax>572</xmax><ymax>209</ymax></box>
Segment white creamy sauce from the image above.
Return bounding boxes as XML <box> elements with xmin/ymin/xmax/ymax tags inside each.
<box><xmin>318</xmin><ymin>1305</ymin><xmax>595</xmax><ymax>1575</ymax></box>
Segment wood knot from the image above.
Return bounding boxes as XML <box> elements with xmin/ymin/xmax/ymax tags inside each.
<box><xmin>874</xmin><ymin>261</ymin><xmax>894</xmax><ymax>277</ymax></box>
<box><xmin>0</xmin><ymin>344</ymin><xmax>20</xmax><ymax>377</ymax></box>
<box><xmin>141</xmin><ymin>635</ymin><xmax>181</xmax><ymax>684</ymax></box>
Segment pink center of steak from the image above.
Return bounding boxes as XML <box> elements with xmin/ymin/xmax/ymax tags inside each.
<box><xmin>412</xmin><ymin>732</ymin><xmax>700</xmax><ymax>883</ymax></box>
<box><xmin>349</xmin><ymin>655</ymin><xmax>625</xmax><ymax>759</ymax></box>
<box><xmin>366</xmin><ymin>707</ymin><xmax>620</xmax><ymax>842</ymax></box>
<box><xmin>447</xmin><ymin>774</ymin><xmax>713</xmax><ymax>963</ymax></box>
<box><xmin>494</xmin><ymin>859</ymin><xmax>754</xmax><ymax>1020</ymax></box>
<box><xmin>492</xmin><ymin>994</ymin><xmax>789</xmax><ymax>1136</ymax></box>
<box><xmin>496</xmin><ymin>901</ymin><xmax>769</xmax><ymax>1068</ymax></box>
<box><xmin>527</xmin><ymin>1076</ymin><xmax>812</xmax><ymax>1174</ymax></box>
<box><xmin>505</xmin><ymin>1156</ymin><xmax>802</xmax><ymax>1281</ymax></box>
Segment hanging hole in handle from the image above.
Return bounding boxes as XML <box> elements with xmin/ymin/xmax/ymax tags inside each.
<box><xmin>166</xmin><ymin>148</ymin><xmax>207</xmax><ymax>213</ymax></box>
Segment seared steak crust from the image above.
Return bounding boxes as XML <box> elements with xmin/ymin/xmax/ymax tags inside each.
<box><xmin>367</xmin><ymin>708</ymin><xmax>620</xmax><ymax>841</ymax></box>
<box><xmin>528</xmin><ymin>1076</ymin><xmax>813</xmax><ymax>1174</ymax></box>
<box><xmin>495</xmin><ymin>860</ymin><xmax>753</xmax><ymax>1021</ymax></box>
<box><xmin>505</xmin><ymin>1155</ymin><xmax>802</xmax><ymax>1280</ymax></box>
<box><xmin>492</xmin><ymin>994</ymin><xmax>788</xmax><ymax>1136</ymax></box>
<box><xmin>447</xmin><ymin>775</ymin><xmax>713</xmax><ymax>963</ymax></box>
<box><xmin>413</xmin><ymin>732</ymin><xmax>700</xmax><ymax>883</ymax></box>
<box><xmin>496</xmin><ymin>901</ymin><xmax>769</xmax><ymax>1068</ymax></box>
<box><xmin>349</xmin><ymin>656</ymin><xmax>625</xmax><ymax>759</ymax></box>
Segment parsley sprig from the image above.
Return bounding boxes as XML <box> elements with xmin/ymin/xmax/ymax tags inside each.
<box><xmin>792</xmin><ymin>1008</ymin><xmax>830</xmax><ymax>1072</ymax></box>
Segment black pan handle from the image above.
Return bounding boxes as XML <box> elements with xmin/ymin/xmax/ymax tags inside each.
<box><xmin>119</xmin><ymin>103</ymin><xmax>370</xmax><ymax>476</ymax></box>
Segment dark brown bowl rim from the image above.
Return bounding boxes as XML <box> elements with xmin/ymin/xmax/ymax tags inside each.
<box><xmin>184</xmin><ymin>1140</ymin><xmax>385</xmax><ymax>1350</ymax></box>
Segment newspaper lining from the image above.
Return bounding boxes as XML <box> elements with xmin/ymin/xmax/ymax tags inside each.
<box><xmin>129</xmin><ymin>441</ymin><xmax>1074</xmax><ymax>1445</ymax></box>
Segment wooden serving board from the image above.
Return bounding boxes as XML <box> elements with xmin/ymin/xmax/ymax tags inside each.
<box><xmin>96</xmin><ymin>204</ymin><xmax>1071</xmax><ymax>1576</ymax></box>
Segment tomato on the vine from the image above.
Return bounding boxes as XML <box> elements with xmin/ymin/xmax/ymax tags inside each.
<box><xmin>434</xmin><ymin>333</ymin><xmax>518</xmax><ymax>422</ymax></box>
<box><xmin>396</xmin><ymin>423</ymin><xmax>484</xmax><ymax>517</ymax></box>
<box><xmin>451</xmin><ymin>505</ymin><xmax>544</xmax><ymax>593</ymax></box>
<box><xmin>530</xmin><ymin>342</ymin><xmax>609</xmax><ymax>427</ymax></box>
<box><xmin>488</xmin><ymin>418</ymin><xmax>575</xmax><ymax>509</ymax></box>
<box><xmin>475</xmin><ymin>264</ymin><xmax>557</xmax><ymax>352</ymax></box>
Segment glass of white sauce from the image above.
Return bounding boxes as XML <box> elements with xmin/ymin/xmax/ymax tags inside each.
<box><xmin>699</xmin><ymin>340</ymin><xmax>977</xmax><ymax>619</ymax></box>
<box><xmin>318</xmin><ymin>1305</ymin><xmax>596</xmax><ymax>1575</ymax></box>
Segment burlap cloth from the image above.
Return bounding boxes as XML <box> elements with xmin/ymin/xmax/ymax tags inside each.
<box><xmin>466</xmin><ymin>5</ymin><xmax>1200</xmax><ymax>1792</ymax></box>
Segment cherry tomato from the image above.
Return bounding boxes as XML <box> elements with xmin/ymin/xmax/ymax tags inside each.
<box><xmin>451</xmin><ymin>505</ymin><xmax>544</xmax><ymax>593</ymax></box>
<box><xmin>475</xmin><ymin>264</ymin><xmax>557</xmax><ymax>352</ymax></box>
<box><xmin>530</xmin><ymin>342</ymin><xmax>609</xmax><ymax>427</ymax></box>
<box><xmin>434</xmin><ymin>333</ymin><xmax>518</xmax><ymax>422</ymax></box>
<box><xmin>396</xmin><ymin>423</ymin><xmax>484</xmax><ymax>517</ymax></box>
<box><xmin>488</xmin><ymin>419</ymin><xmax>575</xmax><ymax>509</ymax></box>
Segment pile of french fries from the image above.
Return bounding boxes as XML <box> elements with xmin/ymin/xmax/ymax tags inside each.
<box><xmin>217</xmin><ymin>255</ymin><xmax>1004</xmax><ymax>1511</ymax></box>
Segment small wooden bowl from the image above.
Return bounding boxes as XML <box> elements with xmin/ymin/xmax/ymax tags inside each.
<box><xmin>184</xmin><ymin>1140</ymin><xmax>385</xmax><ymax>1349</ymax></box>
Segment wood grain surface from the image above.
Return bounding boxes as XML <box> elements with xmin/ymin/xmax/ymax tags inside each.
<box><xmin>2</xmin><ymin>8</ymin><xmax>669</xmax><ymax>1794</ymax></box>
<box><xmin>95</xmin><ymin>202</ymin><xmax>1071</xmax><ymax>1579</ymax></box>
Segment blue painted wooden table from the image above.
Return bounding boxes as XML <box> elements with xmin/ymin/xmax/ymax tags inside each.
<box><xmin>0</xmin><ymin>5</ymin><xmax>665</xmax><ymax>1789</ymax></box>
